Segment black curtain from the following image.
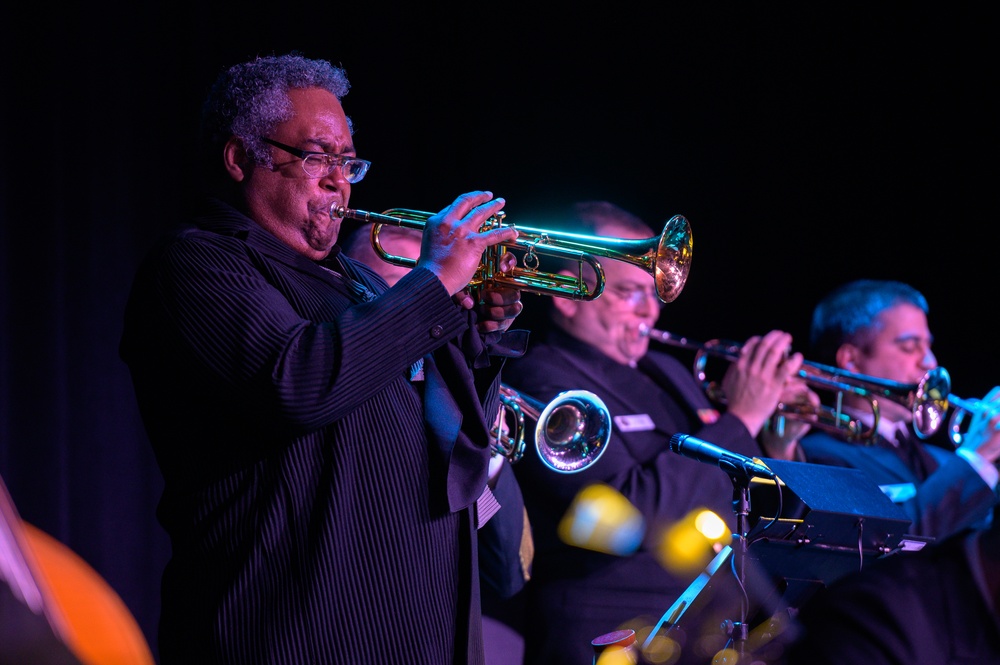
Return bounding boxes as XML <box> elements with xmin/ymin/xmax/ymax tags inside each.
<box><xmin>2</xmin><ymin>6</ymin><xmax>997</xmax><ymax>660</ymax></box>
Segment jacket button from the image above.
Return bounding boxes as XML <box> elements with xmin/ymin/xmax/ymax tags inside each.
<box><xmin>430</xmin><ymin>325</ymin><xmax>445</xmax><ymax>338</ymax></box>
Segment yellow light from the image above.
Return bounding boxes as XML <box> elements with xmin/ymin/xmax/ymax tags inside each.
<box><xmin>693</xmin><ymin>510</ymin><xmax>728</xmax><ymax>540</ymax></box>
<box><xmin>595</xmin><ymin>646</ymin><xmax>638</xmax><ymax>665</ymax></box>
<box><xmin>558</xmin><ymin>483</ymin><xmax>645</xmax><ymax>555</ymax></box>
<box><xmin>655</xmin><ymin>508</ymin><xmax>731</xmax><ymax>576</ymax></box>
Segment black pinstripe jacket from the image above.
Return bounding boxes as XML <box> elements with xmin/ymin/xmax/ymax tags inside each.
<box><xmin>120</xmin><ymin>197</ymin><xmax>526</xmax><ymax>665</ymax></box>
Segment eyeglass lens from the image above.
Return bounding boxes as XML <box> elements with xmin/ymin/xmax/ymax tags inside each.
<box><xmin>611</xmin><ymin>285</ymin><xmax>658</xmax><ymax>305</ymax></box>
<box><xmin>301</xmin><ymin>155</ymin><xmax>369</xmax><ymax>183</ymax></box>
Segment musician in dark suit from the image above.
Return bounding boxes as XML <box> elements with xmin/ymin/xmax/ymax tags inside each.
<box><xmin>789</xmin><ymin>280</ymin><xmax>1000</xmax><ymax>540</ymax></box>
<box><xmin>120</xmin><ymin>52</ymin><xmax>527</xmax><ymax>665</ymax></box>
<box><xmin>784</xmin><ymin>516</ymin><xmax>1000</xmax><ymax>665</ymax></box>
<box><xmin>501</xmin><ymin>201</ymin><xmax>807</xmax><ymax>665</ymax></box>
<box><xmin>339</xmin><ymin>219</ymin><xmax>534</xmax><ymax>665</ymax></box>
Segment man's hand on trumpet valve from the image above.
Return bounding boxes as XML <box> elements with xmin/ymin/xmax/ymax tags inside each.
<box><xmin>454</xmin><ymin>251</ymin><xmax>523</xmax><ymax>334</ymax></box>
<box><xmin>417</xmin><ymin>191</ymin><xmax>518</xmax><ymax>296</ymax></box>
<box><xmin>957</xmin><ymin>386</ymin><xmax>1000</xmax><ymax>465</ymax></box>
<box><xmin>721</xmin><ymin>330</ymin><xmax>805</xmax><ymax>438</ymax></box>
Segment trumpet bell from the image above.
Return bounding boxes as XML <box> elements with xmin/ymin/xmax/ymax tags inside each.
<box><xmin>536</xmin><ymin>390</ymin><xmax>613</xmax><ymax>473</ymax></box>
<box><xmin>653</xmin><ymin>215</ymin><xmax>694</xmax><ymax>304</ymax></box>
<box><xmin>911</xmin><ymin>366</ymin><xmax>951</xmax><ymax>439</ymax></box>
<box><xmin>497</xmin><ymin>385</ymin><xmax>612</xmax><ymax>473</ymax></box>
<box><xmin>945</xmin><ymin>387</ymin><xmax>1000</xmax><ymax>447</ymax></box>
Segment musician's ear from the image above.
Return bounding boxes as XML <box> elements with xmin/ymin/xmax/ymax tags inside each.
<box><xmin>836</xmin><ymin>344</ymin><xmax>859</xmax><ymax>371</ymax></box>
<box><xmin>551</xmin><ymin>295</ymin><xmax>577</xmax><ymax>319</ymax></box>
<box><xmin>223</xmin><ymin>136</ymin><xmax>252</xmax><ymax>182</ymax></box>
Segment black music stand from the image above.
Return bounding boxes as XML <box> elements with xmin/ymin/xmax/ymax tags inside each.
<box><xmin>744</xmin><ymin>458</ymin><xmax>919</xmax><ymax>610</ymax></box>
<box><xmin>644</xmin><ymin>458</ymin><xmax>917</xmax><ymax>662</ymax></box>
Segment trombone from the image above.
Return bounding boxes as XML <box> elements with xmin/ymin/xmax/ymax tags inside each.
<box><xmin>331</xmin><ymin>204</ymin><xmax>693</xmax><ymax>303</ymax></box>
<box><xmin>640</xmin><ymin>325</ymin><xmax>952</xmax><ymax>443</ymax></box>
<box><xmin>494</xmin><ymin>384</ymin><xmax>613</xmax><ymax>473</ymax></box>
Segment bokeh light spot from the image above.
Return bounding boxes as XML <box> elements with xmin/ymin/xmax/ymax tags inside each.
<box><xmin>558</xmin><ymin>483</ymin><xmax>645</xmax><ymax>555</ymax></box>
<box><xmin>655</xmin><ymin>508</ymin><xmax>732</xmax><ymax>576</ymax></box>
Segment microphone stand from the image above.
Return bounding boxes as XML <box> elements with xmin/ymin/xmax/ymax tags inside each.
<box><xmin>638</xmin><ymin>467</ymin><xmax>758</xmax><ymax>661</ymax></box>
<box><xmin>662</xmin><ymin>434</ymin><xmax>775</xmax><ymax>660</ymax></box>
<box><xmin>726</xmin><ymin>471</ymin><xmax>753</xmax><ymax>661</ymax></box>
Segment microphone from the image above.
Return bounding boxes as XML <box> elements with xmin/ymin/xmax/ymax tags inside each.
<box><xmin>668</xmin><ymin>433</ymin><xmax>775</xmax><ymax>480</ymax></box>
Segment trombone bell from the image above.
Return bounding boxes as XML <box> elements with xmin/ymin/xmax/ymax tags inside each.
<box><xmin>331</xmin><ymin>205</ymin><xmax>693</xmax><ymax>303</ymax></box>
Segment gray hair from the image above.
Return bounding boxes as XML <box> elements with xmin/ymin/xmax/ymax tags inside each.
<box><xmin>200</xmin><ymin>52</ymin><xmax>353</xmax><ymax>170</ymax></box>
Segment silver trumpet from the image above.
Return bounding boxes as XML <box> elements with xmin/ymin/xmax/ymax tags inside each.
<box><xmin>495</xmin><ymin>384</ymin><xmax>612</xmax><ymax>473</ymax></box>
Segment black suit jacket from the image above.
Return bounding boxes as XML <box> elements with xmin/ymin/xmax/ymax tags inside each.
<box><xmin>502</xmin><ymin>328</ymin><xmax>765</xmax><ymax>665</ymax></box>
<box><xmin>120</xmin><ymin>197</ymin><xmax>525</xmax><ymax>665</ymax></box>
<box><xmin>786</xmin><ymin>528</ymin><xmax>1000</xmax><ymax>664</ymax></box>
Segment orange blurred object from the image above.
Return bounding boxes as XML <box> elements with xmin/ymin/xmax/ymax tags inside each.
<box><xmin>1</xmin><ymin>473</ymin><xmax>155</xmax><ymax>665</ymax></box>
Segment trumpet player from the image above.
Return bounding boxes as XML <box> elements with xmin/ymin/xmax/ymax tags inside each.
<box><xmin>500</xmin><ymin>201</ymin><xmax>807</xmax><ymax>665</ymax></box>
<box><xmin>788</xmin><ymin>279</ymin><xmax>1000</xmax><ymax>540</ymax></box>
<box><xmin>121</xmin><ymin>52</ymin><xmax>530</xmax><ymax>665</ymax></box>
<box><xmin>778</xmin><ymin>281</ymin><xmax>1000</xmax><ymax>664</ymax></box>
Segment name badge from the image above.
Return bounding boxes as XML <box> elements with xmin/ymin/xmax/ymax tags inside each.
<box><xmin>879</xmin><ymin>483</ymin><xmax>916</xmax><ymax>503</ymax></box>
<box><xmin>615</xmin><ymin>414</ymin><xmax>655</xmax><ymax>432</ymax></box>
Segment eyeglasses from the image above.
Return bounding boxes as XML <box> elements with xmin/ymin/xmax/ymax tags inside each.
<box><xmin>260</xmin><ymin>137</ymin><xmax>371</xmax><ymax>183</ymax></box>
<box><xmin>608</xmin><ymin>284</ymin><xmax>659</xmax><ymax>306</ymax></box>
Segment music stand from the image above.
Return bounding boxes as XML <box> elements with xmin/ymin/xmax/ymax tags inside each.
<box><xmin>743</xmin><ymin>458</ymin><xmax>918</xmax><ymax>616</ymax></box>
<box><xmin>644</xmin><ymin>458</ymin><xmax>915</xmax><ymax>661</ymax></box>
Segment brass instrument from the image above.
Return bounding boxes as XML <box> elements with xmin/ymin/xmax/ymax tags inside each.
<box><xmin>495</xmin><ymin>384</ymin><xmax>612</xmax><ymax>473</ymax></box>
<box><xmin>945</xmin><ymin>393</ymin><xmax>1000</xmax><ymax>446</ymax></box>
<box><xmin>330</xmin><ymin>204</ymin><xmax>693</xmax><ymax>303</ymax></box>
<box><xmin>640</xmin><ymin>325</ymin><xmax>952</xmax><ymax>443</ymax></box>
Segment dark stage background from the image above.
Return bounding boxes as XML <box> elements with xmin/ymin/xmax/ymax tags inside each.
<box><xmin>1</xmin><ymin>5</ymin><xmax>997</xmax><ymax>659</ymax></box>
